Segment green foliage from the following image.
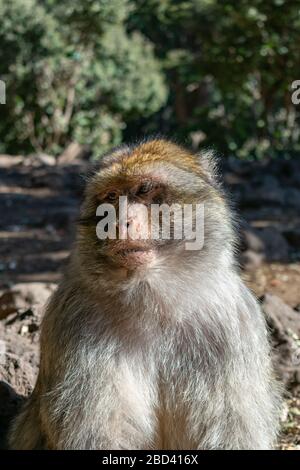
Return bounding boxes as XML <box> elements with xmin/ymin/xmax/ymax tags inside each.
<box><xmin>129</xmin><ymin>0</ymin><xmax>300</xmax><ymax>159</ymax></box>
<box><xmin>0</xmin><ymin>0</ymin><xmax>167</xmax><ymax>155</ymax></box>
<box><xmin>0</xmin><ymin>0</ymin><xmax>299</xmax><ymax>159</ymax></box>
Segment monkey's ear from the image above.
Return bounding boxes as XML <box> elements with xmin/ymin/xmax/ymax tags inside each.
<box><xmin>197</xmin><ymin>149</ymin><xmax>220</xmax><ymax>187</ymax></box>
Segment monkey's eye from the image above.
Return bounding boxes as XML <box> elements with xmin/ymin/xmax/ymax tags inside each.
<box><xmin>106</xmin><ymin>191</ymin><xmax>118</xmax><ymax>201</ymax></box>
<box><xmin>138</xmin><ymin>181</ymin><xmax>153</xmax><ymax>195</ymax></box>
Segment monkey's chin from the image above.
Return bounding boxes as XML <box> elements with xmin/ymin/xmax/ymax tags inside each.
<box><xmin>113</xmin><ymin>248</ymin><xmax>156</xmax><ymax>270</ymax></box>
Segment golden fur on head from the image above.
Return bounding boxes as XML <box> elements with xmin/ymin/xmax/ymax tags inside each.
<box><xmin>101</xmin><ymin>139</ymin><xmax>205</xmax><ymax>174</ymax></box>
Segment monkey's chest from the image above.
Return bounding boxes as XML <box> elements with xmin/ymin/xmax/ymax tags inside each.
<box><xmin>113</xmin><ymin>351</ymin><xmax>206</xmax><ymax>450</ymax></box>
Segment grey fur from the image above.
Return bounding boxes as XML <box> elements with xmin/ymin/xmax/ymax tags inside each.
<box><xmin>9</xmin><ymin>141</ymin><xmax>282</xmax><ymax>449</ymax></box>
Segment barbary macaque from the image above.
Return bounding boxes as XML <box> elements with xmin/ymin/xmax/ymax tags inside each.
<box><xmin>9</xmin><ymin>139</ymin><xmax>281</xmax><ymax>449</ymax></box>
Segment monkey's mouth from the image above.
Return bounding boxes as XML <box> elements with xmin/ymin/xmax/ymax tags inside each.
<box><xmin>110</xmin><ymin>244</ymin><xmax>156</xmax><ymax>268</ymax></box>
<box><xmin>118</xmin><ymin>248</ymin><xmax>149</xmax><ymax>255</ymax></box>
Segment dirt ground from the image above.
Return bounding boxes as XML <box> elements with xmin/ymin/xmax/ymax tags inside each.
<box><xmin>0</xmin><ymin>153</ymin><xmax>299</xmax><ymax>449</ymax></box>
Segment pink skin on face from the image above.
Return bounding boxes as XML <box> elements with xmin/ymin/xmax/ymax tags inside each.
<box><xmin>111</xmin><ymin>203</ymin><xmax>156</xmax><ymax>269</ymax></box>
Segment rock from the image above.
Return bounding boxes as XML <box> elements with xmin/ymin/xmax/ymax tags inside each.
<box><xmin>260</xmin><ymin>175</ymin><xmax>284</xmax><ymax>204</ymax></box>
<box><xmin>284</xmin><ymin>188</ymin><xmax>300</xmax><ymax>209</ymax></box>
<box><xmin>284</xmin><ymin>228</ymin><xmax>300</xmax><ymax>249</ymax></box>
<box><xmin>0</xmin><ymin>155</ymin><xmax>24</xmax><ymax>168</ymax></box>
<box><xmin>0</xmin><ymin>353</ymin><xmax>36</xmax><ymax>448</ymax></box>
<box><xmin>240</xmin><ymin>225</ymin><xmax>290</xmax><ymax>262</ymax></box>
<box><xmin>240</xmin><ymin>250</ymin><xmax>264</xmax><ymax>271</ymax></box>
<box><xmin>20</xmin><ymin>325</ymin><xmax>29</xmax><ymax>336</ymax></box>
<box><xmin>0</xmin><ymin>292</ymin><xmax>17</xmax><ymax>320</ymax></box>
<box><xmin>226</xmin><ymin>157</ymin><xmax>253</xmax><ymax>176</ymax></box>
<box><xmin>241</xmin><ymin>226</ymin><xmax>265</xmax><ymax>253</ymax></box>
<box><xmin>0</xmin><ymin>283</ymin><xmax>56</xmax><ymax>320</ymax></box>
<box><xmin>282</xmin><ymin>159</ymin><xmax>300</xmax><ymax>186</ymax></box>
<box><xmin>0</xmin><ymin>381</ymin><xmax>23</xmax><ymax>416</ymax></box>
<box><xmin>0</xmin><ymin>381</ymin><xmax>24</xmax><ymax>449</ymax></box>
<box><xmin>45</xmin><ymin>207</ymin><xmax>78</xmax><ymax>230</ymax></box>
<box><xmin>0</xmin><ymin>354</ymin><xmax>35</xmax><ymax>397</ymax></box>
<box><xmin>258</xmin><ymin>227</ymin><xmax>289</xmax><ymax>261</ymax></box>
<box><xmin>262</xmin><ymin>294</ymin><xmax>300</xmax><ymax>386</ymax></box>
<box><xmin>24</xmin><ymin>153</ymin><xmax>56</xmax><ymax>167</ymax></box>
<box><xmin>242</xmin><ymin>175</ymin><xmax>285</xmax><ymax>207</ymax></box>
<box><xmin>223</xmin><ymin>172</ymin><xmax>244</xmax><ymax>186</ymax></box>
<box><xmin>263</xmin><ymin>293</ymin><xmax>300</xmax><ymax>336</ymax></box>
<box><xmin>34</xmin><ymin>153</ymin><xmax>56</xmax><ymax>167</ymax></box>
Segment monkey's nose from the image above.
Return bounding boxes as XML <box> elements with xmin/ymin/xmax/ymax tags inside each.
<box><xmin>116</xmin><ymin>219</ymin><xmax>132</xmax><ymax>229</ymax></box>
<box><xmin>116</xmin><ymin>218</ymin><xmax>133</xmax><ymax>238</ymax></box>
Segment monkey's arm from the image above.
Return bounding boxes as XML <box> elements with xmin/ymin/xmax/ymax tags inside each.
<box><xmin>181</xmin><ymin>281</ymin><xmax>281</xmax><ymax>450</ymax></box>
<box><xmin>10</xmin><ymin>285</ymin><xmax>156</xmax><ymax>450</ymax></box>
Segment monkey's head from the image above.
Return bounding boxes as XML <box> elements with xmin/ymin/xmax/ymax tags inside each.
<box><xmin>77</xmin><ymin>139</ymin><xmax>234</xmax><ymax>284</ymax></box>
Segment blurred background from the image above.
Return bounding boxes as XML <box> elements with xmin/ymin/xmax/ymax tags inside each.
<box><xmin>1</xmin><ymin>0</ymin><xmax>300</xmax><ymax>158</ymax></box>
<box><xmin>0</xmin><ymin>0</ymin><xmax>300</xmax><ymax>449</ymax></box>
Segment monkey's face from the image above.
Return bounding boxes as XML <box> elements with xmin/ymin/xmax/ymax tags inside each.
<box><xmin>81</xmin><ymin>176</ymin><xmax>184</xmax><ymax>270</ymax></box>
<box><xmin>78</xmin><ymin>140</ymin><xmax>231</xmax><ymax>275</ymax></box>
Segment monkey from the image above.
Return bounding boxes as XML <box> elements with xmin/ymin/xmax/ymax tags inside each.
<box><xmin>9</xmin><ymin>139</ymin><xmax>282</xmax><ymax>450</ymax></box>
